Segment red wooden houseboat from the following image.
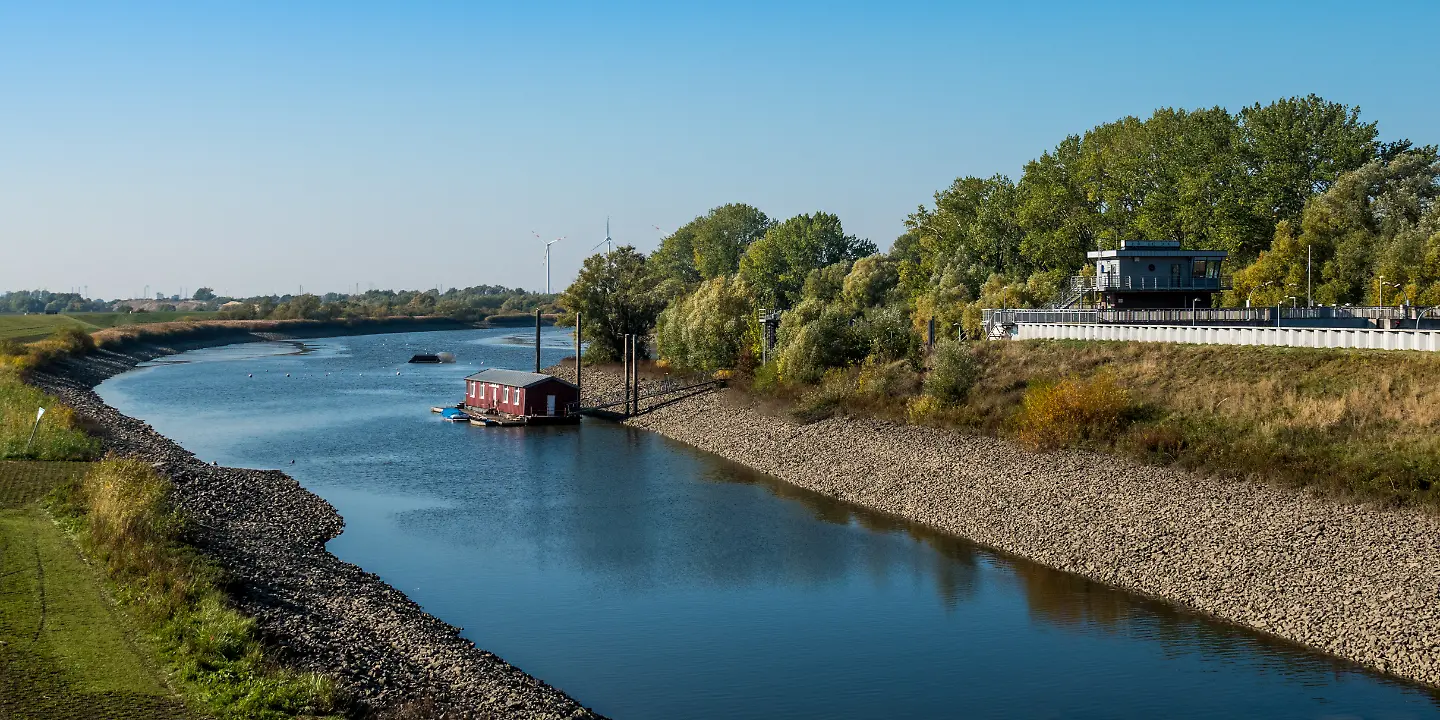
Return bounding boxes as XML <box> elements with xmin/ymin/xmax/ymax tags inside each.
<box><xmin>463</xmin><ymin>368</ymin><xmax>579</xmax><ymax>424</ymax></box>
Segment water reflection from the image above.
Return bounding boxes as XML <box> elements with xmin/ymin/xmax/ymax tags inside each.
<box><xmin>693</xmin><ymin>447</ymin><xmax>1440</xmax><ymax>707</ymax></box>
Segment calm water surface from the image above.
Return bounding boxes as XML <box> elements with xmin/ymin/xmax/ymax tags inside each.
<box><xmin>97</xmin><ymin>328</ymin><xmax>1440</xmax><ymax>719</ymax></box>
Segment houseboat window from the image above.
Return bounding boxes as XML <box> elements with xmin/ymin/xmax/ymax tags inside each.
<box><xmin>504</xmin><ymin>387</ymin><xmax>510</xmax><ymax>403</ymax></box>
<box><xmin>1207</xmin><ymin>261</ymin><xmax>1221</xmax><ymax>279</ymax></box>
<box><xmin>1192</xmin><ymin>259</ymin><xmax>1207</xmax><ymax>278</ymax></box>
<box><xmin>1147</xmin><ymin>263</ymin><xmax>1156</xmax><ymax>272</ymax></box>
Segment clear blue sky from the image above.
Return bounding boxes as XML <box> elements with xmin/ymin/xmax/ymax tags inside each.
<box><xmin>2</xmin><ymin>1</ymin><xmax>1436</xmax><ymax>300</ymax></box>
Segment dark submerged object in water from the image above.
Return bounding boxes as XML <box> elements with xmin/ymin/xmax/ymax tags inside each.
<box><xmin>408</xmin><ymin>352</ymin><xmax>456</xmax><ymax>364</ymax></box>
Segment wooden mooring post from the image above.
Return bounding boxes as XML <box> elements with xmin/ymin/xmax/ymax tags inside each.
<box><xmin>622</xmin><ymin>334</ymin><xmax>631</xmax><ymax>416</ymax></box>
<box><xmin>574</xmin><ymin>312</ymin><xmax>582</xmax><ymax>401</ymax></box>
<box><xmin>534</xmin><ymin>308</ymin><xmax>542</xmax><ymax>373</ymax></box>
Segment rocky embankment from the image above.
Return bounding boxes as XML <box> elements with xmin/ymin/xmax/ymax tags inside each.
<box><xmin>32</xmin><ymin>339</ymin><xmax>603</xmax><ymax>720</ymax></box>
<box><xmin>555</xmin><ymin>363</ymin><xmax>1440</xmax><ymax>688</ymax></box>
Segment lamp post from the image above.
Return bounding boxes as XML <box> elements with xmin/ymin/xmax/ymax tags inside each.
<box><xmin>1307</xmin><ymin>244</ymin><xmax>1313</xmax><ymax>307</ymax></box>
<box><xmin>1191</xmin><ymin>298</ymin><xmax>1200</xmax><ymax>326</ymax></box>
<box><xmin>1248</xmin><ymin>280</ymin><xmax>1274</xmax><ymax>313</ymax></box>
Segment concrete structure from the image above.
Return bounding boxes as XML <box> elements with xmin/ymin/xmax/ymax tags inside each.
<box><xmin>1057</xmin><ymin>239</ymin><xmax>1230</xmax><ymax>309</ymax></box>
<box><xmin>1005</xmin><ymin>322</ymin><xmax>1440</xmax><ymax>352</ymax></box>
<box><xmin>464</xmin><ymin>369</ymin><xmax>579</xmax><ymax>418</ymax></box>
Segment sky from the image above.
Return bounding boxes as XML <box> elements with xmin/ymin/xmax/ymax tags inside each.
<box><xmin>2</xmin><ymin>0</ymin><xmax>1437</xmax><ymax>300</ymax></box>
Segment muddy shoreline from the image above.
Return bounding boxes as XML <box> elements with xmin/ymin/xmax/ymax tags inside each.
<box><xmin>552</xmin><ymin>363</ymin><xmax>1440</xmax><ymax>690</ymax></box>
<box><xmin>29</xmin><ymin>330</ymin><xmax>603</xmax><ymax>719</ymax></box>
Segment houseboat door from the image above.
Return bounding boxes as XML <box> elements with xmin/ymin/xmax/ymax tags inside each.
<box><xmin>1170</xmin><ymin>264</ymin><xmax>1182</xmax><ymax>288</ymax></box>
<box><xmin>546</xmin><ymin>395</ymin><xmax>556</xmax><ymax>416</ymax></box>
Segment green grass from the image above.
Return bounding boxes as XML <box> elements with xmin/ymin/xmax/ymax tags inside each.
<box><xmin>0</xmin><ymin>461</ymin><xmax>194</xmax><ymax>719</ymax></box>
<box><xmin>0</xmin><ymin>313</ymin><xmax>218</xmax><ymax>343</ymax></box>
<box><xmin>0</xmin><ymin>368</ymin><xmax>101</xmax><ymax>461</ymax></box>
<box><xmin>46</xmin><ymin>458</ymin><xmax>342</xmax><ymax>720</ymax></box>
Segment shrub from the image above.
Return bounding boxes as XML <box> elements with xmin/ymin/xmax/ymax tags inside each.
<box><xmin>777</xmin><ymin>306</ymin><xmax>866</xmax><ymax>383</ymax></box>
<box><xmin>906</xmin><ymin>394</ymin><xmax>944</xmax><ymax>424</ymax></box>
<box><xmin>49</xmin><ymin>325</ymin><xmax>96</xmax><ymax>354</ymax></box>
<box><xmin>924</xmin><ymin>339</ymin><xmax>980</xmax><ymax>405</ymax></box>
<box><xmin>857</xmin><ymin>304</ymin><xmax>916</xmax><ymax>362</ymax></box>
<box><xmin>751</xmin><ymin>360</ymin><xmax>780</xmax><ymax>392</ymax></box>
<box><xmin>1017</xmin><ymin>373</ymin><xmax>1132</xmax><ymax>449</ymax></box>
<box><xmin>791</xmin><ymin>369</ymin><xmax>852</xmax><ymax>423</ymax></box>
<box><xmin>856</xmin><ymin>359</ymin><xmax>919</xmax><ymax>399</ymax></box>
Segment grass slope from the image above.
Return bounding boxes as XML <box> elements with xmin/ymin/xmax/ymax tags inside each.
<box><xmin>775</xmin><ymin>339</ymin><xmax>1440</xmax><ymax>508</ymax></box>
<box><xmin>0</xmin><ymin>461</ymin><xmax>193</xmax><ymax>719</ymax></box>
<box><xmin>0</xmin><ymin>313</ymin><xmax>218</xmax><ymax>343</ymax></box>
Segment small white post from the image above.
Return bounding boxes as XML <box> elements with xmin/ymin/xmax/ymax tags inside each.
<box><xmin>26</xmin><ymin>407</ymin><xmax>46</xmax><ymax>453</ymax></box>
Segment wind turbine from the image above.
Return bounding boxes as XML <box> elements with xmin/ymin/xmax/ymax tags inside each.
<box><xmin>543</xmin><ymin>237</ymin><xmax>561</xmax><ymax>294</ymax></box>
<box><xmin>590</xmin><ymin>217</ymin><xmax>613</xmax><ymax>255</ymax></box>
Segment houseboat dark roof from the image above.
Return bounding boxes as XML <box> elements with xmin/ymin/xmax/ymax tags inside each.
<box><xmin>463</xmin><ymin>368</ymin><xmax>577</xmax><ymax>389</ymax></box>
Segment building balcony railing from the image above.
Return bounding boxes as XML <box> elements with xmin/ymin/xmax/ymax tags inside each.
<box><xmin>1068</xmin><ymin>274</ymin><xmax>1234</xmax><ymax>293</ymax></box>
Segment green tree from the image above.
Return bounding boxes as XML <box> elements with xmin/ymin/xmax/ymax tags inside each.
<box><xmin>1231</xmin><ymin>152</ymin><xmax>1440</xmax><ymax>306</ymax></box>
<box><xmin>842</xmin><ymin>254</ymin><xmax>900</xmax><ymax>310</ymax></box>
<box><xmin>691</xmin><ymin>204</ymin><xmax>771</xmax><ymax>279</ymax></box>
<box><xmin>1236</xmin><ymin>94</ymin><xmax>1379</xmax><ymax>226</ymax></box>
<box><xmin>648</xmin><ymin>224</ymin><xmax>701</xmax><ymax>302</ymax></box>
<box><xmin>649</xmin><ymin>203</ymin><xmax>771</xmax><ymax>301</ymax></box>
<box><xmin>560</xmin><ymin>246</ymin><xmax>666</xmax><ymax>361</ymax></box>
<box><xmin>739</xmin><ymin>212</ymin><xmax>876</xmax><ymax>309</ymax></box>
<box><xmin>655</xmin><ymin>274</ymin><xmax>755</xmax><ymax>372</ymax></box>
<box><xmin>192</xmin><ymin>287</ymin><xmax>216</xmax><ymax>301</ymax></box>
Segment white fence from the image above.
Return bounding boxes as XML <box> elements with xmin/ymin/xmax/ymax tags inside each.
<box><xmin>1010</xmin><ymin>323</ymin><xmax>1440</xmax><ymax>352</ymax></box>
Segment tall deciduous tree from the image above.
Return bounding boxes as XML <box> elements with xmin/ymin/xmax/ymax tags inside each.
<box><xmin>1237</xmin><ymin>95</ymin><xmax>1379</xmax><ymax>226</ymax></box>
<box><xmin>740</xmin><ymin>212</ymin><xmax>876</xmax><ymax>309</ymax></box>
<box><xmin>691</xmin><ymin>203</ymin><xmax>772</xmax><ymax>279</ymax></box>
<box><xmin>1231</xmin><ymin>152</ymin><xmax>1440</xmax><ymax>306</ymax></box>
<box><xmin>560</xmin><ymin>246</ymin><xmax>666</xmax><ymax>361</ymax></box>
<box><xmin>649</xmin><ymin>203</ymin><xmax>772</xmax><ymax>301</ymax></box>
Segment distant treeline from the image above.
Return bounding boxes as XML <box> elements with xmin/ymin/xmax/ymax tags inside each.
<box><xmin>214</xmin><ymin>286</ymin><xmax>559</xmax><ymax>323</ymax></box>
<box><xmin>0</xmin><ymin>290</ymin><xmax>112</xmax><ymax>314</ymax></box>
<box><xmin>0</xmin><ymin>286</ymin><xmax>560</xmax><ymax>325</ymax></box>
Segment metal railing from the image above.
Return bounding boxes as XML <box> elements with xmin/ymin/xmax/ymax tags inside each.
<box><xmin>987</xmin><ymin>305</ymin><xmax>1416</xmax><ymax>329</ymax></box>
<box><xmin>1069</xmin><ymin>274</ymin><xmax>1235</xmax><ymax>292</ymax></box>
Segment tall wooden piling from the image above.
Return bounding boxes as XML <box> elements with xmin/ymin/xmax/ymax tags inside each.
<box><xmin>622</xmin><ymin>334</ymin><xmax>631</xmax><ymax>416</ymax></box>
<box><xmin>630</xmin><ymin>335</ymin><xmax>638</xmax><ymax>415</ymax></box>
<box><xmin>534</xmin><ymin>308</ymin><xmax>542</xmax><ymax>373</ymax></box>
<box><xmin>574</xmin><ymin>312</ymin><xmax>582</xmax><ymax>403</ymax></box>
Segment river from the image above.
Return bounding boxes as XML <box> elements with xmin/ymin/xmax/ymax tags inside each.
<box><xmin>95</xmin><ymin>327</ymin><xmax>1440</xmax><ymax>719</ymax></box>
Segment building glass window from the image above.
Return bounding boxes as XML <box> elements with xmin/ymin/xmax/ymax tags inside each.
<box><xmin>504</xmin><ymin>387</ymin><xmax>510</xmax><ymax>403</ymax></box>
<box><xmin>1192</xmin><ymin>259</ymin><xmax>1207</xmax><ymax>278</ymax></box>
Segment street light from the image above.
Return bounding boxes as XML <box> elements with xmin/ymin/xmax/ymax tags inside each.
<box><xmin>1247</xmin><ymin>280</ymin><xmax>1275</xmax><ymax>308</ymax></box>
<box><xmin>1191</xmin><ymin>298</ymin><xmax>1200</xmax><ymax>326</ymax></box>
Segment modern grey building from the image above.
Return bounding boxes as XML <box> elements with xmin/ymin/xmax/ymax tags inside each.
<box><xmin>1076</xmin><ymin>239</ymin><xmax>1230</xmax><ymax>309</ymax></box>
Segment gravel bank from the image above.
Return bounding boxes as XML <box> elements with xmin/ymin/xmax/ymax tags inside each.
<box><xmin>555</xmin><ymin>363</ymin><xmax>1440</xmax><ymax>688</ymax></box>
<box><xmin>31</xmin><ymin>339</ymin><xmax>604</xmax><ymax>720</ymax></box>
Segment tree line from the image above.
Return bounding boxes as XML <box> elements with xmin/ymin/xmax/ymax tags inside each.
<box><xmin>561</xmin><ymin>94</ymin><xmax>1439</xmax><ymax>383</ymax></box>
<box><xmin>215</xmin><ymin>287</ymin><xmax>559</xmax><ymax>322</ymax></box>
<box><xmin>1</xmin><ymin>287</ymin><xmax>559</xmax><ymax>324</ymax></box>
